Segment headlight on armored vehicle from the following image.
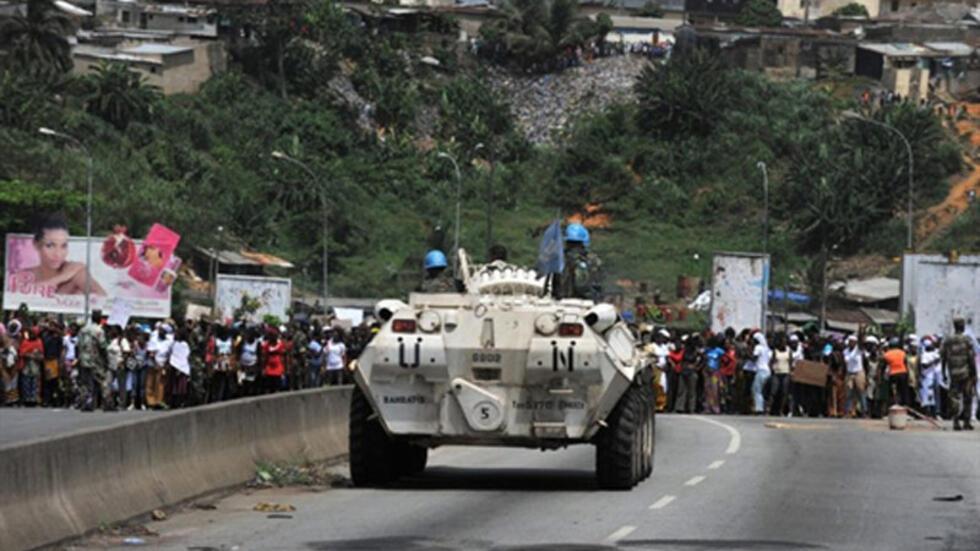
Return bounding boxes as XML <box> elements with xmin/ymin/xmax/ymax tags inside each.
<box><xmin>534</xmin><ymin>313</ymin><xmax>559</xmax><ymax>335</ymax></box>
<box><xmin>392</xmin><ymin>319</ymin><xmax>417</xmax><ymax>333</ymax></box>
<box><xmin>418</xmin><ymin>310</ymin><xmax>441</xmax><ymax>332</ymax></box>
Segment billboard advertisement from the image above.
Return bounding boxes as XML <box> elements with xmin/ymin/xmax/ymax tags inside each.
<box><xmin>215</xmin><ymin>274</ymin><xmax>291</xmax><ymax>323</ymax></box>
<box><xmin>901</xmin><ymin>254</ymin><xmax>980</xmax><ymax>336</ymax></box>
<box><xmin>4</xmin><ymin>226</ymin><xmax>178</xmax><ymax>318</ymax></box>
<box><xmin>710</xmin><ymin>252</ymin><xmax>770</xmax><ymax>333</ymax></box>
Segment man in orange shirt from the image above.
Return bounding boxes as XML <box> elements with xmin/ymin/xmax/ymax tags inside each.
<box><xmin>882</xmin><ymin>338</ymin><xmax>910</xmax><ymax>406</ymax></box>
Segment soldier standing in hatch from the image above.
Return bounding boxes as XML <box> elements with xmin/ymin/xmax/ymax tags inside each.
<box><xmin>76</xmin><ymin>310</ymin><xmax>109</xmax><ymax>411</ymax></box>
<box><xmin>554</xmin><ymin>223</ymin><xmax>602</xmax><ymax>301</ymax></box>
<box><xmin>419</xmin><ymin>250</ymin><xmax>460</xmax><ymax>293</ymax></box>
<box><xmin>943</xmin><ymin>318</ymin><xmax>977</xmax><ymax>431</ymax></box>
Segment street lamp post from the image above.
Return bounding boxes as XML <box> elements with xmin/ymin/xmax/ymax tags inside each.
<box><xmin>436</xmin><ymin>151</ymin><xmax>462</xmax><ymax>276</ymax></box>
<box><xmin>757</xmin><ymin>161</ymin><xmax>769</xmax><ymax>256</ymax></box>
<box><xmin>842</xmin><ymin>111</ymin><xmax>915</xmax><ymax>251</ymax></box>
<box><xmin>39</xmin><ymin>127</ymin><xmax>94</xmax><ymax>323</ymax></box>
<box><xmin>473</xmin><ymin>143</ymin><xmax>493</xmax><ymax>256</ymax></box>
<box><xmin>272</xmin><ymin>151</ymin><xmax>329</xmax><ymax>307</ymax></box>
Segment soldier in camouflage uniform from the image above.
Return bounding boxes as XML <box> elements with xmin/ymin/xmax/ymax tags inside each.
<box><xmin>419</xmin><ymin>250</ymin><xmax>460</xmax><ymax>293</ymax></box>
<box><xmin>76</xmin><ymin>310</ymin><xmax>109</xmax><ymax>411</ymax></box>
<box><xmin>554</xmin><ymin>223</ymin><xmax>602</xmax><ymax>301</ymax></box>
<box><xmin>942</xmin><ymin>318</ymin><xmax>977</xmax><ymax>431</ymax></box>
<box><xmin>290</xmin><ymin>322</ymin><xmax>309</xmax><ymax>390</ymax></box>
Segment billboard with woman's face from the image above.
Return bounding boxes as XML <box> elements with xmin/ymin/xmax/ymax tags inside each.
<box><xmin>3</xmin><ymin>217</ymin><xmax>178</xmax><ymax>318</ymax></box>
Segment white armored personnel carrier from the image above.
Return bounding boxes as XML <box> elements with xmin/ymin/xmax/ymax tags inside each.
<box><xmin>349</xmin><ymin>251</ymin><xmax>655</xmax><ymax>489</ymax></box>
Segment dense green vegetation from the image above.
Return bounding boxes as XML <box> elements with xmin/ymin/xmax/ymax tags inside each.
<box><xmin>0</xmin><ymin>0</ymin><xmax>969</xmax><ymax>305</ymax></box>
<box><xmin>832</xmin><ymin>3</ymin><xmax>871</xmax><ymax>17</ymax></box>
<box><xmin>735</xmin><ymin>0</ymin><xmax>783</xmax><ymax>28</ymax></box>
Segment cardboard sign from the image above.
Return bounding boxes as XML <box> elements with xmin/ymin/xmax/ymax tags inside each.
<box><xmin>792</xmin><ymin>360</ymin><xmax>829</xmax><ymax>387</ymax></box>
<box><xmin>107</xmin><ymin>299</ymin><xmax>133</xmax><ymax>327</ymax></box>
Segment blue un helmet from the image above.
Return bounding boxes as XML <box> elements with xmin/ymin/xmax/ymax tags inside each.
<box><xmin>565</xmin><ymin>223</ymin><xmax>590</xmax><ymax>246</ymax></box>
<box><xmin>424</xmin><ymin>250</ymin><xmax>448</xmax><ymax>270</ymax></box>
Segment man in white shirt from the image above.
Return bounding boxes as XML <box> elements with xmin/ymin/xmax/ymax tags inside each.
<box><xmin>324</xmin><ymin>331</ymin><xmax>347</xmax><ymax>386</ymax></box>
<box><xmin>145</xmin><ymin>325</ymin><xmax>174</xmax><ymax>408</ymax></box>
<box><xmin>843</xmin><ymin>335</ymin><xmax>866</xmax><ymax>417</ymax></box>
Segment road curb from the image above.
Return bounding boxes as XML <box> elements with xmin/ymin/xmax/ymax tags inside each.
<box><xmin>0</xmin><ymin>387</ymin><xmax>352</xmax><ymax>551</ymax></box>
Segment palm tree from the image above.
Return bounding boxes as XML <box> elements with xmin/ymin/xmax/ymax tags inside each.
<box><xmin>81</xmin><ymin>61</ymin><xmax>162</xmax><ymax>130</ymax></box>
<box><xmin>480</xmin><ymin>0</ymin><xmax>605</xmax><ymax>71</ymax></box>
<box><xmin>0</xmin><ymin>0</ymin><xmax>74</xmax><ymax>75</ymax></box>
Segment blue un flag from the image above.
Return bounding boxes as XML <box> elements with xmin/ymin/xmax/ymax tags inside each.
<box><xmin>536</xmin><ymin>220</ymin><xmax>564</xmax><ymax>275</ymax></box>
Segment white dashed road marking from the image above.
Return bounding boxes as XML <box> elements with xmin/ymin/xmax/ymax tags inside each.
<box><xmin>708</xmin><ymin>460</ymin><xmax>725</xmax><ymax>470</ymax></box>
<box><xmin>606</xmin><ymin>525</ymin><xmax>636</xmax><ymax>542</ymax></box>
<box><xmin>649</xmin><ymin>495</ymin><xmax>677</xmax><ymax>510</ymax></box>
<box><xmin>689</xmin><ymin>415</ymin><xmax>742</xmax><ymax>454</ymax></box>
<box><xmin>684</xmin><ymin>475</ymin><xmax>706</xmax><ymax>487</ymax></box>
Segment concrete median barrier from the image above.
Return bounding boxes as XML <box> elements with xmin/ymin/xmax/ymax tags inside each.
<box><xmin>0</xmin><ymin>386</ymin><xmax>352</xmax><ymax>551</ymax></box>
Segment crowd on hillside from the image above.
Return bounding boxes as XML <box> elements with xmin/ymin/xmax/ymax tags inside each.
<box><xmin>0</xmin><ymin>308</ymin><xmax>376</xmax><ymax>411</ymax></box>
<box><xmin>642</xmin><ymin>325</ymin><xmax>980</xmax><ymax>425</ymax></box>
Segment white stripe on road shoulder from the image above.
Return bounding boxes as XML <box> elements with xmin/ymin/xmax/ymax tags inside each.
<box><xmin>708</xmin><ymin>460</ymin><xmax>725</xmax><ymax>470</ymax></box>
<box><xmin>649</xmin><ymin>495</ymin><xmax>676</xmax><ymax>510</ymax></box>
<box><xmin>605</xmin><ymin>525</ymin><xmax>636</xmax><ymax>542</ymax></box>
<box><xmin>689</xmin><ymin>415</ymin><xmax>742</xmax><ymax>454</ymax></box>
<box><xmin>684</xmin><ymin>475</ymin><xmax>706</xmax><ymax>486</ymax></box>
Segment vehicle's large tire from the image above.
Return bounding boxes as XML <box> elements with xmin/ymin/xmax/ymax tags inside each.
<box><xmin>396</xmin><ymin>442</ymin><xmax>428</xmax><ymax>477</ymax></box>
<box><xmin>637</xmin><ymin>368</ymin><xmax>656</xmax><ymax>481</ymax></box>
<box><xmin>349</xmin><ymin>385</ymin><xmax>397</xmax><ymax>487</ymax></box>
<box><xmin>596</xmin><ymin>383</ymin><xmax>649</xmax><ymax>490</ymax></box>
<box><xmin>641</xmin><ymin>403</ymin><xmax>655</xmax><ymax>480</ymax></box>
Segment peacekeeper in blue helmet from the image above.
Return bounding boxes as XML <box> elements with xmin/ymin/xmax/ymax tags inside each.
<box><xmin>419</xmin><ymin>250</ymin><xmax>463</xmax><ymax>293</ymax></box>
<box><xmin>554</xmin><ymin>223</ymin><xmax>603</xmax><ymax>301</ymax></box>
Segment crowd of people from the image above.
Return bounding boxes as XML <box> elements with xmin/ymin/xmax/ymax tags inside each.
<box><xmin>642</xmin><ymin>319</ymin><xmax>980</xmax><ymax>430</ymax></box>
<box><xmin>0</xmin><ymin>308</ymin><xmax>376</xmax><ymax>411</ymax></box>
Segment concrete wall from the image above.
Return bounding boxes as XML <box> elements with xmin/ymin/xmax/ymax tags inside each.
<box><xmin>0</xmin><ymin>386</ymin><xmax>352</xmax><ymax>551</ymax></box>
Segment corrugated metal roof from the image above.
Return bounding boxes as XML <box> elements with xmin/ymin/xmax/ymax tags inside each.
<box><xmin>122</xmin><ymin>43</ymin><xmax>193</xmax><ymax>55</ymax></box>
<box><xmin>858</xmin><ymin>42</ymin><xmax>933</xmax><ymax>57</ymax></box>
<box><xmin>923</xmin><ymin>41</ymin><xmax>974</xmax><ymax>56</ymax></box>
<box><xmin>860</xmin><ymin>307</ymin><xmax>899</xmax><ymax>325</ymax></box>
<box><xmin>194</xmin><ymin>246</ymin><xmax>294</xmax><ymax>268</ymax></box>
<box><xmin>830</xmin><ymin>277</ymin><xmax>900</xmax><ymax>303</ymax></box>
<box><xmin>73</xmin><ymin>45</ymin><xmax>164</xmax><ymax>64</ymax></box>
<box><xmin>605</xmin><ymin>15</ymin><xmax>683</xmax><ymax>31</ymax></box>
<box><xmin>859</xmin><ymin>42</ymin><xmax>974</xmax><ymax>57</ymax></box>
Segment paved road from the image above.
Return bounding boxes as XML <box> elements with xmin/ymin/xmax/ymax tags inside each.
<box><xmin>0</xmin><ymin>408</ymin><xmax>153</xmax><ymax>447</ymax></box>
<box><xmin>79</xmin><ymin>415</ymin><xmax>979</xmax><ymax>551</ymax></box>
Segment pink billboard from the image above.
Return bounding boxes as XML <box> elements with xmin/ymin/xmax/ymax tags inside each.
<box><xmin>4</xmin><ymin>224</ymin><xmax>179</xmax><ymax>318</ymax></box>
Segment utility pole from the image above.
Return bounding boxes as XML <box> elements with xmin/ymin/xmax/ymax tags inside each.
<box><xmin>272</xmin><ymin>151</ymin><xmax>329</xmax><ymax>306</ymax></box>
<box><xmin>473</xmin><ymin>143</ymin><xmax>494</xmax><ymax>256</ymax></box>
<box><xmin>757</xmin><ymin>161</ymin><xmax>769</xmax><ymax>255</ymax></box>
<box><xmin>842</xmin><ymin>111</ymin><xmax>915</xmax><ymax>251</ymax></box>
<box><xmin>436</xmin><ymin>151</ymin><xmax>462</xmax><ymax>276</ymax></box>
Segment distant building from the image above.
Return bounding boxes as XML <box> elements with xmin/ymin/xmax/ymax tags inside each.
<box><xmin>599</xmin><ymin>15</ymin><xmax>683</xmax><ymax>44</ymax></box>
<box><xmin>776</xmin><ymin>0</ymin><xmax>877</xmax><ymax>21</ymax></box>
<box><xmin>685</xmin><ymin>0</ymin><xmax>744</xmax><ymax>25</ymax></box>
<box><xmin>854</xmin><ymin>41</ymin><xmax>975</xmax><ymax>100</ymax></box>
<box><xmin>580</xmin><ymin>0</ymin><xmax>687</xmax><ymax>21</ymax></box>
<box><xmin>73</xmin><ymin>36</ymin><xmax>227</xmax><ymax>94</ymax></box>
<box><xmin>96</xmin><ymin>0</ymin><xmax>218</xmax><ymax>38</ymax></box>
<box><xmin>692</xmin><ymin>24</ymin><xmax>856</xmax><ymax>79</ymax></box>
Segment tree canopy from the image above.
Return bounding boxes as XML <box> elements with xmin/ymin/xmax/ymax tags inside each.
<box><xmin>735</xmin><ymin>0</ymin><xmax>783</xmax><ymax>28</ymax></box>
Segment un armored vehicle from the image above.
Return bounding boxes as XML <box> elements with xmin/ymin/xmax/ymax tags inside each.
<box><xmin>349</xmin><ymin>252</ymin><xmax>655</xmax><ymax>489</ymax></box>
